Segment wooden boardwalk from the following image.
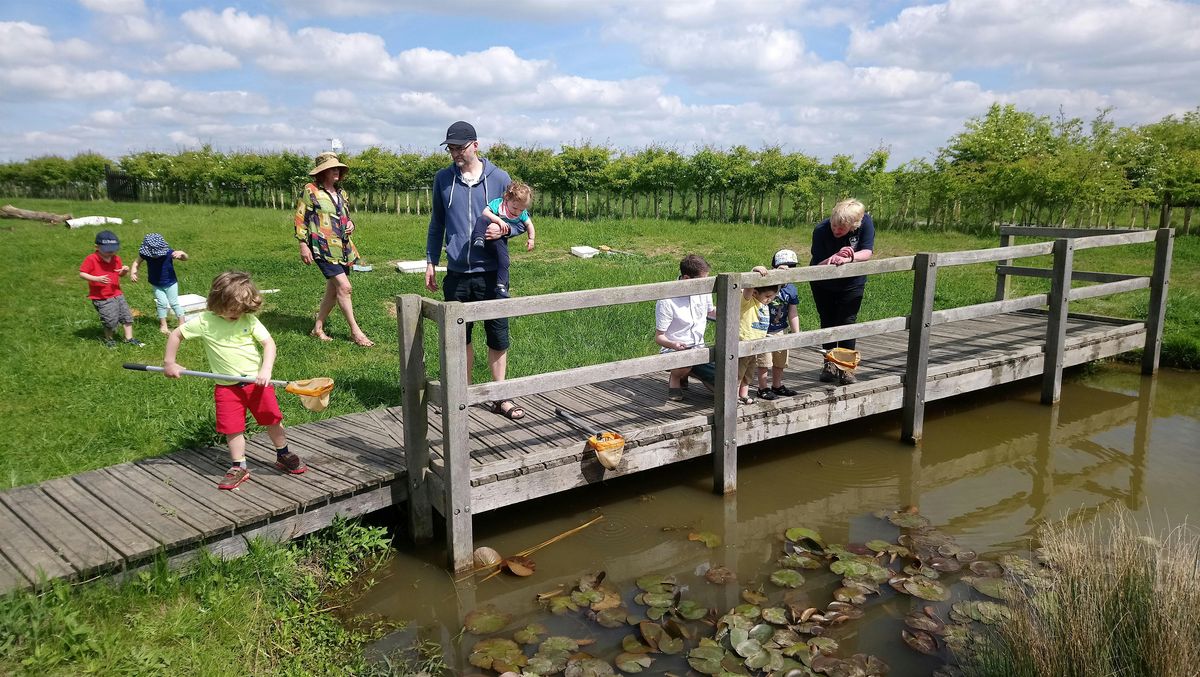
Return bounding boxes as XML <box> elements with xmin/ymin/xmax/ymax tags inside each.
<box><xmin>0</xmin><ymin>226</ymin><xmax>1174</xmax><ymax>589</ymax></box>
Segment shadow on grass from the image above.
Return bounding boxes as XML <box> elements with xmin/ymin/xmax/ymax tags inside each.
<box><xmin>337</xmin><ymin>374</ymin><xmax>401</xmax><ymax>410</ymax></box>
<box><xmin>165</xmin><ymin>418</ymin><xmax>224</xmax><ymax>453</ymax></box>
<box><xmin>258</xmin><ymin>309</ymin><xmax>317</xmax><ymax>339</ymax></box>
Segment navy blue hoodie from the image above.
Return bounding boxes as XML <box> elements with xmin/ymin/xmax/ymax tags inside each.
<box><xmin>425</xmin><ymin>158</ymin><xmax>513</xmax><ymax>273</ymax></box>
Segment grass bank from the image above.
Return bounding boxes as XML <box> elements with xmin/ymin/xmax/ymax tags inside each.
<box><xmin>0</xmin><ymin>518</ymin><xmax>411</xmax><ymax>676</ymax></box>
<box><xmin>960</xmin><ymin>508</ymin><xmax>1200</xmax><ymax>677</ymax></box>
<box><xmin>1</xmin><ymin>199</ymin><xmax>1196</xmax><ymax>487</ymax></box>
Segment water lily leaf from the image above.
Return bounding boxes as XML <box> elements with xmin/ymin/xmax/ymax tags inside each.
<box><xmin>904</xmin><ymin>613</ymin><xmax>944</xmax><ymax>635</ymax></box>
<box><xmin>593</xmin><ymin>606</ymin><xmax>631</xmax><ymax>628</ymax></box>
<box><xmin>527</xmin><ymin>655</ymin><xmax>565</xmax><ymax>675</ymax></box>
<box><xmin>769</xmin><ymin>627</ymin><xmax>803</xmax><ymax>649</ymax></box>
<box><xmin>687</xmin><ymin>639</ymin><xmax>727</xmax><ymax>675</ymax></box>
<box><xmin>677</xmin><ymin>599</ymin><xmax>708</xmax><ymax>620</ymax></box>
<box><xmin>658</xmin><ymin>634</ymin><xmax>684</xmax><ymax>655</ymax></box>
<box><xmin>849</xmin><ymin>653</ymin><xmax>891</xmax><ymax>676</ymax></box>
<box><xmin>639</xmin><ymin>621</ymin><xmax>664</xmax><ymax>650</ymax></box>
<box><xmin>762</xmin><ymin>606</ymin><xmax>789</xmax><ymax>625</ymax></box>
<box><xmin>615</xmin><ymin>652</ymin><xmax>654</xmax><ymax>673</ymax></box>
<box><xmin>734</xmin><ymin>603</ymin><xmax>762</xmax><ymax>619</ymax></box>
<box><xmin>842</xmin><ymin>577</ymin><xmax>880</xmax><ymax>595</ymax></box>
<box><xmin>885</xmin><ymin>511</ymin><xmax>931</xmax><ymax>529</ymax></box>
<box><xmin>502</xmin><ymin>554</ymin><xmax>536</xmax><ymax>576</ymax></box>
<box><xmin>929</xmin><ymin>557</ymin><xmax>962</xmax><ymax>573</ymax></box>
<box><xmin>808</xmin><ymin>636</ymin><xmax>839</xmax><ymax>654</ymax></box>
<box><xmin>952</xmin><ymin>600</ymin><xmax>1012</xmax><ymax>625</ymax></box>
<box><xmin>811</xmin><ymin>654</ymin><xmax>865</xmax><ymax>677</ymax></box>
<box><xmin>742</xmin><ymin>588</ymin><xmax>769</xmax><ymax>605</ymax></box>
<box><xmin>902</xmin><ymin>577</ymin><xmax>950</xmax><ymax>601</ymax></box>
<box><xmin>689</xmin><ymin>531</ymin><xmax>722</xmax><ymax>548</ymax></box>
<box><xmin>591</xmin><ymin>585</ymin><xmax>623</xmax><ymax>612</ymax></box>
<box><xmin>771</xmin><ymin>569</ymin><xmax>805</xmax><ymax>588</ymax></box>
<box><xmin>469</xmin><ymin>638</ymin><xmax>527</xmax><ymax>672</ymax></box>
<box><xmin>735</xmin><ymin>638</ymin><xmax>763</xmax><ymax>658</ymax></box>
<box><xmin>540</xmin><ymin>636</ymin><xmax>579</xmax><ymax>653</ymax></box>
<box><xmin>832</xmin><ymin>587</ymin><xmax>867</xmax><ymax>604</ymax></box>
<box><xmin>964</xmin><ymin>575</ymin><xmax>1018</xmax><ymax>600</ymax></box>
<box><xmin>705</xmin><ymin>564</ymin><xmax>737</xmax><ymax>584</ymax></box>
<box><xmin>785</xmin><ymin>527</ymin><xmax>827</xmax><ymax>552</ymax></box>
<box><xmin>743</xmin><ymin>644</ymin><xmax>773</xmax><ymax>670</ymax></box>
<box><xmin>794</xmin><ymin>622</ymin><xmax>824</xmax><ymax>635</ymax></box>
<box><xmin>969</xmin><ymin>560</ymin><xmax>1004</xmax><ymax>577</ymax></box>
<box><xmin>636</xmin><ymin>574</ymin><xmax>676</xmax><ymax>594</ymax></box>
<box><xmin>646</xmin><ymin>606</ymin><xmax>668</xmax><ymax>621</ymax></box>
<box><xmin>902</xmin><ymin>629</ymin><xmax>938</xmax><ymax>656</ymax></box>
<box><xmin>622</xmin><ymin>634</ymin><xmax>651</xmax><ymax>654</ymax></box>
<box><xmin>564</xmin><ymin>656</ymin><xmax>615</xmax><ymax>677</ymax></box>
<box><xmin>779</xmin><ymin>552</ymin><xmax>825</xmax><ymax>570</ymax></box>
<box><xmin>641</xmin><ymin>591</ymin><xmax>675</xmax><ymax>608</ymax></box>
<box><xmin>573</xmin><ymin>588</ymin><xmax>604</xmax><ymax>606</ymax></box>
<box><xmin>749</xmin><ymin>623</ymin><xmax>775</xmax><ymax>643</ymax></box>
<box><xmin>730</xmin><ymin>626</ymin><xmax>749</xmax><ymax>649</ymax></box>
<box><xmin>514</xmin><ymin>623</ymin><xmax>548</xmax><ymax>644</ymax></box>
<box><xmin>546</xmin><ymin>594</ymin><xmax>580</xmax><ymax>615</ymax></box>
<box><xmin>865</xmin><ymin>539</ymin><xmax>894</xmax><ymax>553</ymax></box>
<box><xmin>464</xmin><ymin>604</ymin><xmax>511</xmax><ymax>635</ymax></box>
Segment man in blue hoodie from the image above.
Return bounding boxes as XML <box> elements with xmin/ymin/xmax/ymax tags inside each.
<box><xmin>425</xmin><ymin>120</ymin><xmax>525</xmax><ymax>420</ymax></box>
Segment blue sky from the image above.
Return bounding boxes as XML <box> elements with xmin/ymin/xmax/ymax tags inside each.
<box><xmin>2</xmin><ymin>0</ymin><xmax>1198</xmax><ymax>163</ymax></box>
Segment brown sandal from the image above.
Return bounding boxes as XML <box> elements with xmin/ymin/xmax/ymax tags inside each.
<box><xmin>490</xmin><ymin>399</ymin><xmax>525</xmax><ymax>420</ymax></box>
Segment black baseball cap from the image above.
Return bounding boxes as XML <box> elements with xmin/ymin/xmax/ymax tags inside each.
<box><xmin>440</xmin><ymin>121</ymin><xmax>477</xmax><ymax>146</ymax></box>
<box><xmin>95</xmin><ymin>230</ymin><xmax>119</xmax><ymax>253</ymax></box>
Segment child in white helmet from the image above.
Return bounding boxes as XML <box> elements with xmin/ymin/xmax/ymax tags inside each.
<box><xmin>751</xmin><ymin>249</ymin><xmax>802</xmax><ymax>399</ymax></box>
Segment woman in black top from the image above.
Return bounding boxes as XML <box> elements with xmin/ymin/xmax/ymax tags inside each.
<box><xmin>809</xmin><ymin>198</ymin><xmax>875</xmax><ymax>384</ymax></box>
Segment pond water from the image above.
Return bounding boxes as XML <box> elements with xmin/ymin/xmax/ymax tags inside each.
<box><xmin>349</xmin><ymin>364</ymin><xmax>1200</xmax><ymax>674</ymax></box>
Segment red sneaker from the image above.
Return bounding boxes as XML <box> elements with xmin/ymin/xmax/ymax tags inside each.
<box><xmin>218</xmin><ymin>466</ymin><xmax>250</xmax><ymax>490</ymax></box>
<box><xmin>274</xmin><ymin>451</ymin><xmax>307</xmax><ymax>475</ymax></box>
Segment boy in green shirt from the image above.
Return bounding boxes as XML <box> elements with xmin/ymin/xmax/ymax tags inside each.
<box><xmin>164</xmin><ymin>271</ymin><xmax>306</xmax><ymax>490</ymax></box>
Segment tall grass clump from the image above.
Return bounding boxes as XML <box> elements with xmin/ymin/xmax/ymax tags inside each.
<box><xmin>963</xmin><ymin>507</ymin><xmax>1200</xmax><ymax>677</ymax></box>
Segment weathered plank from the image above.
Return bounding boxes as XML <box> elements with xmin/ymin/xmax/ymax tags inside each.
<box><xmin>0</xmin><ymin>486</ymin><xmax>123</xmax><ymax>578</ymax></box>
<box><xmin>999</xmin><ymin>225</ymin><xmax>1141</xmax><ymax>238</ymax></box>
<box><xmin>72</xmin><ymin>469</ymin><xmax>203</xmax><ymax>548</ymax></box>
<box><xmin>938</xmin><ymin>241</ymin><xmax>1054</xmax><ymax>266</ymax></box>
<box><xmin>0</xmin><ymin>499</ymin><xmax>76</xmax><ymax>583</ymax></box>
<box><xmin>1142</xmin><ymin>229</ymin><xmax>1173</xmax><ymax>374</ymax></box>
<box><xmin>40</xmin><ymin>477</ymin><xmax>161</xmax><ymax>561</ymax></box>
<box><xmin>902</xmin><ymin>253</ymin><xmax>938</xmax><ymax>444</ymax></box>
<box><xmin>461</xmin><ymin>277</ymin><xmax>715</xmax><ymax>322</ymax></box>
<box><xmin>1042</xmin><ymin>239</ymin><xmax>1074</xmax><ymax>404</ymax></box>
<box><xmin>104</xmin><ymin>464</ymin><xmax>234</xmax><ymax>540</ymax></box>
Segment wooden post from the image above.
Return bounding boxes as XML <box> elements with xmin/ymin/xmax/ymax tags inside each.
<box><xmin>1141</xmin><ymin>228</ymin><xmax>1173</xmax><ymax>375</ymax></box>
<box><xmin>901</xmin><ymin>253</ymin><xmax>938</xmax><ymax>444</ymax></box>
<box><xmin>397</xmin><ymin>294</ymin><xmax>431</xmax><ymax>543</ymax></box>
<box><xmin>1041</xmin><ymin>238</ymin><xmax>1074</xmax><ymax>404</ymax></box>
<box><xmin>437</xmin><ymin>302</ymin><xmax>473</xmax><ymax>572</ymax></box>
<box><xmin>993</xmin><ymin>232</ymin><xmax>1015</xmax><ymax>301</ymax></box>
<box><xmin>712</xmin><ymin>273</ymin><xmax>741</xmax><ymax>495</ymax></box>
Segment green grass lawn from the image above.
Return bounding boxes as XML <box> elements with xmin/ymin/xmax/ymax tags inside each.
<box><xmin>2</xmin><ymin>199</ymin><xmax>1196</xmax><ymax>488</ymax></box>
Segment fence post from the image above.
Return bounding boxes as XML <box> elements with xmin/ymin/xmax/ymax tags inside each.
<box><xmin>901</xmin><ymin>253</ymin><xmax>938</xmax><ymax>444</ymax></box>
<box><xmin>712</xmin><ymin>273</ymin><xmax>741</xmax><ymax>495</ymax></box>
<box><xmin>397</xmin><ymin>294</ymin><xmax>432</xmax><ymax>543</ymax></box>
<box><xmin>1141</xmin><ymin>228</ymin><xmax>1173</xmax><ymax>375</ymax></box>
<box><xmin>1041</xmin><ymin>238</ymin><xmax>1074</xmax><ymax>404</ymax></box>
<box><xmin>993</xmin><ymin>231</ymin><xmax>1014</xmax><ymax>302</ymax></box>
<box><xmin>437</xmin><ymin>301</ymin><xmax>474</xmax><ymax>572</ymax></box>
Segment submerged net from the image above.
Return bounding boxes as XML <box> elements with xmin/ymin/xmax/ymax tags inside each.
<box><xmin>284</xmin><ymin>377</ymin><xmax>335</xmax><ymax>412</ymax></box>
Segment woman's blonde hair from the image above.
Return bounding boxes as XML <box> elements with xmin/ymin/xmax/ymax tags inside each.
<box><xmin>831</xmin><ymin>199</ymin><xmax>866</xmax><ymax>230</ymax></box>
<box><xmin>207</xmin><ymin>271</ymin><xmax>263</xmax><ymax>315</ymax></box>
<box><xmin>504</xmin><ymin>181</ymin><xmax>534</xmax><ymax>205</ymax></box>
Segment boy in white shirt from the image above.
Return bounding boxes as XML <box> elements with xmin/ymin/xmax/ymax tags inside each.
<box><xmin>654</xmin><ymin>254</ymin><xmax>717</xmax><ymax>401</ymax></box>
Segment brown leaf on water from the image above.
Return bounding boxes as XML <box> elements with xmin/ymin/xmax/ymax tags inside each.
<box><xmin>704</xmin><ymin>565</ymin><xmax>737</xmax><ymax>585</ymax></box>
<box><xmin>503</xmin><ymin>555</ymin><xmax>536</xmax><ymax>576</ymax></box>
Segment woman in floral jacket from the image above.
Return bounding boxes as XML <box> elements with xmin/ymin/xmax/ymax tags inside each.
<box><xmin>294</xmin><ymin>152</ymin><xmax>373</xmax><ymax>346</ymax></box>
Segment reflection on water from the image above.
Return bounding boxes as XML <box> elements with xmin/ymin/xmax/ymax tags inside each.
<box><xmin>350</xmin><ymin>365</ymin><xmax>1200</xmax><ymax>672</ymax></box>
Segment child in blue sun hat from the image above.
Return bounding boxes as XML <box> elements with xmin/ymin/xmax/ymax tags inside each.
<box><xmin>131</xmin><ymin>233</ymin><xmax>190</xmax><ymax>334</ymax></box>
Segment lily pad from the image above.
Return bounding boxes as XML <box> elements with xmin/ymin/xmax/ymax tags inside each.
<box><xmin>902</xmin><ymin>629</ymin><xmax>938</xmax><ymax>656</ymax></box>
<box><xmin>502</xmin><ymin>555</ymin><xmax>537</xmax><ymax>576</ymax></box>
<box><xmin>762</xmin><ymin>606</ymin><xmax>789</xmax><ymax>625</ymax></box>
<box><xmin>513</xmin><ymin>622</ymin><xmax>548</xmax><ymax>644</ymax></box>
<box><xmin>809</xmin><ymin>636</ymin><xmax>839</xmax><ymax>654</ymax></box>
<box><xmin>640</xmin><ymin>591</ymin><xmax>675</xmax><ymax>608</ymax></box>
<box><xmin>785</xmin><ymin>527</ymin><xmax>827</xmax><ymax>552</ymax></box>
<box><xmin>615</xmin><ymin>652</ymin><xmax>654</xmax><ymax>673</ymax></box>
<box><xmin>636</xmin><ymin>574</ymin><xmax>676</xmax><ymax>594</ymax></box>
<box><xmin>546</xmin><ymin>594</ymin><xmax>580</xmax><ymax>615</ymax></box>
<box><xmin>886</xmin><ymin>510</ymin><xmax>931</xmax><ymax>529</ymax></box>
<box><xmin>689</xmin><ymin>531</ymin><xmax>722</xmax><ymax>548</ymax></box>
<box><xmin>771</xmin><ymin>569</ymin><xmax>805</xmax><ymax>588</ymax></box>
<box><xmin>833</xmin><ymin>586</ymin><xmax>867</xmax><ymax>604</ymax></box>
<box><xmin>564</xmin><ymin>657</ymin><xmax>616</xmax><ymax>677</ymax></box>
<box><xmin>622</xmin><ymin>634</ymin><xmax>651</xmax><ymax>654</ymax></box>
<box><xmin>963</xmin><ymin>575</ymin><xmax>1017</xmax><ymax>600</ymax></box>
<box><xmin>969</xmin><ymin>560</ymin><xmax>1004</xmax><ymax>577</ymax></box>
<box><xmin>676</xmin><ymin>599</ymin><xmax>708</xmax><ymax>621</ymax></box>
<box><xmin>464</xmin><ymin>605</ymin><xmax>511</xmax><ymax>635</ymax></box>
<box><xmin>904</xmin><ymin>613</ymin><xmax>944</xmax><ymax>635</ymax></box>
<box><xmin>705</xmin><ymin>565</ymin><xmax>737</xmax><ymax>584</ymax></box>
<box><xmin>734</xmin><ymin>603</ymin><xmax>762</xmax><ymax>619</ymax></box>
<box><xmin>573</xmin><ymin>588</ymin><xmax>604</xmax><ymax>606</ymax></box>
<box><xmin>540</xmin><ymin>636</ymin><xmax>580</xmax><ymax>653</ymax></box>
<box><xmin>687</xmin><ymin>639</ymin><xmax>727</xmax><ymax>675</ymax></box>
<box><xmin>902</xmin><ymin>577</ymin><xmax>950</xmax><ymax>601</ymax></box>
<box><xmin>780</xmin><ymin>551</ymin><xmax>826</xmax><ymax>569</ymax></box>
<box><xmin>742</xmin><ymin>588</ymin><xmax>769</xmax><ymax>605</ymax></box>
<box><xmin>469</xmin><ymin>638</ymin><xmax>527</xmax><ymax>672</ymax></box>
<box><xmin>593</xmin><ymin>606</ymin><xmax>632</xmax><ymax>628</ymax></box>
<box><xmin>929</xmin><ymin>557</ymin><xmax>962</xmax><ymax>573</ymax></box>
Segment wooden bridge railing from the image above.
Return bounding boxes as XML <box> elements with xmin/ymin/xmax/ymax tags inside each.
<box><xmin>397</xmin><ymin>227</ymin><xmax>1173</xmax><ymax>570</ymax></box>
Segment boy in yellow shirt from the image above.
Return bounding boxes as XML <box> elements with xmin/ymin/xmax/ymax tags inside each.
<box><xmin>163</xmin><ymin>271</ymin><xmax>307</xmax><ymax>490</ymax></box>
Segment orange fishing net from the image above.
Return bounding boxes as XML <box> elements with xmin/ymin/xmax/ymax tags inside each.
<box><xmin>284</xmin><ymin>377</ymin><xmax>335</xmax><ymax>412</ymax></box>
<box><xmin>824</xmin><ymin>348</ymin><xmax>861</xmax><ymax>372</ymax></box>
<box><xmin>588</xmin><ymin>432</ymin><xmax>625</xmax><ymax>470</ymax></box>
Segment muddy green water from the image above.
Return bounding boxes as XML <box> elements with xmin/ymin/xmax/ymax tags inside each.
<box><xmin>351</xmin><ymin>364</ymin><xmax>1200</xmax><ymax>674</ymax></box>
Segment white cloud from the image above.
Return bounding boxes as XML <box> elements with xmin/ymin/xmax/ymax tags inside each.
<box><xmin>0</xmin><ymin>65</ymin><xmax>135</xmax><ymax>99</ymax></box>
<box><xmin>181</xmin><ymin>8</ymin><xmax>293</xmax><ymax>53</ymax></box>
<box><xmin>87</xmin><ymin>109</ymin><xmax>128</xmax><ymax>127</ymax></box>
<box><xmin>101</xmin><ymin>14</ymin><xmax>162</xmax><ymax>43</ymax></box>
<box><xmin>153</xmin><ymin>44</ymin><xmax>241</xmax><ymax>72</ymax></box>
<box><xmin>78</xmin><ymin>0</ymin><xmax>146</xmax><ymax>15</ymax></box>
<box><xmin>0</xmin><ymin>22</ymin><xmax>95</xmax><ymax>65</ymax></box>
<box><xmin>168</xmin><ymin>130</ymin><xmax>201</xmax><ymax>147</ymax></box>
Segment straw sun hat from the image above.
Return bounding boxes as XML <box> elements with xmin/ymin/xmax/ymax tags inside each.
<box><xmin>309</xmin><ymin>151</ymin><xmax>348</xmax><ymax>176</ymax></box>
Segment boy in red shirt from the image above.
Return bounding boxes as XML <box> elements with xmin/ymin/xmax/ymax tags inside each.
<box><xmin>78</xmin><ymin>230</ymin><xmax>144</xmax><ymax>348</ymax></box>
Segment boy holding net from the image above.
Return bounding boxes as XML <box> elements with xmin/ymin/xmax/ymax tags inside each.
<box><xmin>163</xmin><ymin>271</ymin><xmax>306</xmax><ymax>490</ymax></box>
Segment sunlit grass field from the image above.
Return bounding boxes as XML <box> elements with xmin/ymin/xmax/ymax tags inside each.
<box><xmin>2</xmin><ymin>198</ymin><xmax>1195</xmax><ymax>488</ymax></box>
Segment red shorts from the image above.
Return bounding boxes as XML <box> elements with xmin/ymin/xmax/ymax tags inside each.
<box><xmin>214</xmin><ymin>383</ymin><xmax>283</xmax><ymax>434</ymax></box>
